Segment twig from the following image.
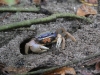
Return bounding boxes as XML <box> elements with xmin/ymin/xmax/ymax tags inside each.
<box><xmin>0</xmin><ymin>13</ymin><xmax>92</xmax><ymax>31</ymax></box>
<box><xmin>0</xmin><ymin>7</ymin><xmax>40</xmax><ymax>12</ymax></box>
<box><xmin>0</xmin><ymin>7</ymin><xmax>53</xmax><ymax>15</ymax></box>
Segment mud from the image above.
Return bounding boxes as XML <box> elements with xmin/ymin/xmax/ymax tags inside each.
<box><xmin>0</xmin><ymin>0</ymin><xmax>100</xmax><ymax>74</ymax></box>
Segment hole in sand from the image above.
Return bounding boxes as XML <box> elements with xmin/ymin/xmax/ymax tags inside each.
<box><xmin>20</xmin><ymin>38</ymin><xmax>32</xmax><ymax>55</ymax></box>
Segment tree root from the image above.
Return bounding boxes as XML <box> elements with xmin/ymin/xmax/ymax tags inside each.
<box><xmin>0</xmin><ymin>13</ymin><xmax>92</xmax><ymax>31</ymax></box>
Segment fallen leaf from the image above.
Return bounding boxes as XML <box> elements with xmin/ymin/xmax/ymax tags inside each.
<box><xmin>76</xmin><ymin>4</ymin><xmax>97</xmax><ymax>16</ymax></box>
<box><xmin>0</xmin><ymin>0</ymin><xmax>19</xmax><ymax>6</ymax></box>
<box><xmin>42</xmin><ymin>67</ymin><xmax>76</xmax><ymax>75</ymax></box>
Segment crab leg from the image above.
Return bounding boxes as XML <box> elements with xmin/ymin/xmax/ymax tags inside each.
<box><xmin>25</xmin><ymin>43</ymin><xmax>30</xmax><ymax>54</ymax></box>
<box><xmin>56</xmin><ymin>34</ymin><xmax>62</xmax><ymax>48</ymax></box>
<box><xmin>65</xmin><ymin>32</ymin><xmax>76</xmax><ymax>42</ymax></box>
<box><xmin>61</xmin><ymin>37</ymin><xmax>65</xmax><ymax>49</ymax></box>
<box><xmin>58</xmin><ymin>27</ymin><xmax>76</xmax><ymax>42</ymax></box>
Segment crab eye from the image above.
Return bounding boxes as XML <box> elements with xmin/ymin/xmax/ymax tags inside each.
<box><xmin>51</xmin><ymin>32</ymin><xmax>54</xmax><ymax>34</ymax></box>
<box><xmin>51</xmin><ymin>32</ymin><xmax>53</xmax><ymax>34</ymax></box>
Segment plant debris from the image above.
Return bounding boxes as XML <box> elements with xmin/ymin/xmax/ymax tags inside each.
<box><xmin>76</xmin><ymin>4</ymin><xmax>97</xmax><ymax>16</ymax></box>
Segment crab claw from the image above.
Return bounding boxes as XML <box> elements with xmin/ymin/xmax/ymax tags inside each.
<box><xmin>40</xmin><ymin>45</ymin><xmax>49</xmax><ymax>50</ymax></box>
<box><xmin>25</xmin><ymin>39</ymin><xmax>49</xmax><ymax>54</ymax></box>
<box><xmin>56</xmin><ymin>34</ymin><xmax>62</xmax><ymax>48</ymax></box>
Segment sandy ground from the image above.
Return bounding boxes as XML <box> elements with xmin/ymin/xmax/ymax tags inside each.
<box><xmin>0</xmin><ymin>0</ymin><xmax>100</xmax><ymax>74</ymax></box>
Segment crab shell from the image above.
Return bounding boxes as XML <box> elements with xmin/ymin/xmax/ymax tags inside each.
<box><xmin>35</xmin><ymin>31</ymin><xmax>57</xmax><ymax>45</ymax></box>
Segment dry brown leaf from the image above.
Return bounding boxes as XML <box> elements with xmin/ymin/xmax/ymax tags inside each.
<box><xmin>76</xmin><ymin>4</ymin><xmax>97</xmax><ymax>16</ymax></box>
<box><xmin>42</xmin><ymin>67</ymin><xmax>76</xmax><ymax>75</ymax></box>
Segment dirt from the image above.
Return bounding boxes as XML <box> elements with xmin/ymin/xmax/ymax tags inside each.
<box><xmin>0</xmin><ymin>0</ymin><xmax>100</xmax><ymax>74</ymax></box>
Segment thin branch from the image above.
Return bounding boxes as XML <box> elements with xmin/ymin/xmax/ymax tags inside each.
<box><xmin>0</xmin><ymin>7</ymin><xmax>53</xmax><ymax>15</ymax></box>
<box><xmin>0</xmin><ymin>7</ymin><xmax>40</xmax><ymax>12</ymax></box>
<box><xmin>0</xmin><ymin>13</ymin><xmax>92</xmax><ymax>31</ymax></box>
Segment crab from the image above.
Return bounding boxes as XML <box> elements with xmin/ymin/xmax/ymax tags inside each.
<box><xmin>25</xmin><ymin>27</ymin><xmax>76</xmax><ymax>54</ymax></box>
<box><xmin>25</xmin><ymin>39</ymin><xmax>49</xmax><ymax>54</ymax></box>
